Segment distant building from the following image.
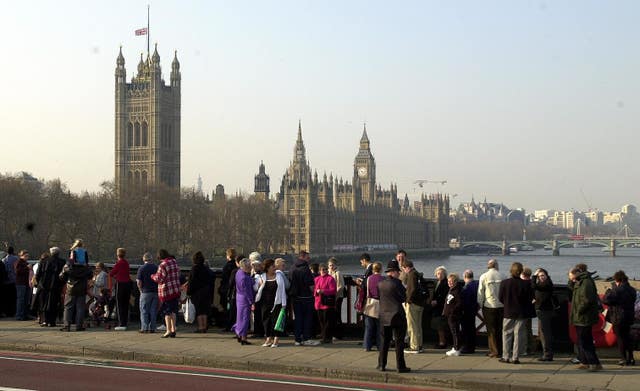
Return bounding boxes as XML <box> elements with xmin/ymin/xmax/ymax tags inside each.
<box><xmin>267</xmin><ymin>122</ymin><xmax>449</xmax><ymax>254</ymax></box>
<box><xmin>452</xmin><ymin>197</ymin><xmax>519</xmax><ymax>223</ymax></box>
<box><xmin>254</xmin><ymin>161</ymin><xmax>270</xmax><ymax>201</ymax></box>
<box><xmin>213</xmin><ymin>184</ymin><xmax>225</xmax><ymax>203</ymax></box>
<box><xmin>584</xmin><ymin>210</ymin><xmax>603</xmax><ymax>226</ymax></box>
<box><xmin>114</xmin><ymin>45</ymin><xmax>181</xmax><ymax>192</ymax></box>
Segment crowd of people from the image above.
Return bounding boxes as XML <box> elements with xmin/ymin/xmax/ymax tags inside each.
<box><xmin>1</xmin><ymin>243</ymin><xmax>638</xmax><ymax>374</ymax></box>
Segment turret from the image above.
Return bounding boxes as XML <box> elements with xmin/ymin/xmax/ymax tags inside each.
<box><xmin>171</xmin><ymin>50</ymin><xmax>181</xmax><ymax>87</ymax></box>
<box><xmin>115</xmin><ymin>46</ymin><xmax>126</xmax><ymax>85</ymax></box>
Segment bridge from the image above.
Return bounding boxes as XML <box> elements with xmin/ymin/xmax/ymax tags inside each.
<box><xmin>457</xmin><ymin>236</ymin><xmax>640</xmax><ymax>256</ymax></box>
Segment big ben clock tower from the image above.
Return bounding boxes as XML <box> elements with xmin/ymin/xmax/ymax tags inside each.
<box><xmin>353</xmin><ymin>124</ymin><xmax>376</xmax><ymax>204</ymax></box>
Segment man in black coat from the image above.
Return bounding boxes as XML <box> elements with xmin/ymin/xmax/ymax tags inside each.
<box><xmin>42</xmin><ymin>247</ymin><xmax>66</xmax><ymax>327</ymax></box>
<box><xmin>377</xmin><ymin>261</ymin><xmax>410</xmax><ymax>373</ymax></box>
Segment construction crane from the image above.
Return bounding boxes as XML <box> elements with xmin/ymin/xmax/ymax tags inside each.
<box><xmin>414</xmin><ymin>179</ymin><xmax>447</xmax><ymax>188</ymax></box>
<box><xmin>579</xmin><ymin>188</ymin><xmax>594</xmax><ymax>212</ymax></box>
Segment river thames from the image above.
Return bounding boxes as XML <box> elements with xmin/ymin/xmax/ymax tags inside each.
<box><xmin>335</xmin><ymin>247</ymin><xmax>640</xmax><ymax>282</ymax></box>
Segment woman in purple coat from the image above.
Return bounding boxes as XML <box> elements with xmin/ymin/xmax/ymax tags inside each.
<box><xmin>232</xmin><ymin>258</ymin><xmax>254</xmax><ymax>345</ymax></box>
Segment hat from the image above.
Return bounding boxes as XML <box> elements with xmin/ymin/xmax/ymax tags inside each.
<box><xmin>385</xmin><ymin>260</ymin><xmax>400</xmax><ymax>273</ymax></box>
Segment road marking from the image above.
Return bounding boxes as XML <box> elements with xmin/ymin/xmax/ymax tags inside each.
<box><xmin>0</xmin><ymin>388</ymin><xmax>37</xmax><ymax>391</ymax></box>
<box><xmin>0</xmin><ymin>355</ymin><xmax>392</xmax><ymax>391</ymax></box>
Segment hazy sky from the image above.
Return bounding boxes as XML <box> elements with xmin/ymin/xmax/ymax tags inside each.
<box><xmin>1</xmin><ymin>1</ymin><xmax>638</xmax><ymax>212</ymax></box>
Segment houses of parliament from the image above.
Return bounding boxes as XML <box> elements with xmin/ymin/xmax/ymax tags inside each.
<box><xmin>114</xmin><ymin>47</ymin><xmax>449</xmax><ymax>253</ymax></box>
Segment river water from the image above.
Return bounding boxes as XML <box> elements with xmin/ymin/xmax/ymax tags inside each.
<box><xmin>334</xmin><ymin>247</ymin><xmax>640</xmax><ymax>282</ymax></box>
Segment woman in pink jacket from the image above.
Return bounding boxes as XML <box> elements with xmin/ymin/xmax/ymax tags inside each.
<box><xmin>314</xmin><ymin>264</ymin><xmax>337</xmax><ymax>344</ymax></box>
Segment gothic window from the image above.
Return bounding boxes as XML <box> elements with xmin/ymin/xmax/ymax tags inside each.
<box><xmin>141</xmin><ymin>170</ymin><xmax>148</xmax><ymax>185</ymax></box>
<box><xmin>300</xmin><ymin>217</ymin><xmax>306</xmax><ymax>229</ymax></box>
<box><xmin>134</xmin><ymin>170</ymin><xmax>141</xmax><ymax>185</ymax></box>
<box><xmin>290</xmin><ymin>234</ymin><xmax>296</xmax><ymax>246</ymax></box>
<box><xmin>127</xmin><ymin>171</ymin><xmax>133</xmax><ymax>184</ymax></box>
<box><xmin>141</xmin><ymin>121</ymin><xmax>148</xmax><ymax>147</ymax></box>
<box><xmin>300</xmin><ymin>235</ymin><xmax>306</xmax><ymax>245</ymax></box>
<box><xmin>288</xmin><ymin>198</ymin><xmax>295</xmax><ymax>209</ymax></box>
<box><xmin>300</xmin><ymin>198</ymin><xmax>306</xmax><ymax>209</ymax></box>
<box><xmin>134</xmin><ymin>122</ymin><xmax>141</xmax><ymax>147</ymax></box>
<box><xmin>288</xmin><ymin>216</ymin><xmax>295</xmax><ymax>228</ymax></box>
<box><xmin>127</xmin><ymin>123</ymin><xmax>133</xmax><ymax>147</ymax></box>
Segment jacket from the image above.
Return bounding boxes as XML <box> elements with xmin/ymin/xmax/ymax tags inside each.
<box><xmin>59</xmin><ymin>264</ymin><xmax>92</xmax><ymax>297</ymax></box>
<box><xmin>405</xmin><ymin>268</ymin><xmax>424</xmax><ymax>306</ymax></box>
<box><xmin>443</xmin><ymin>283</ymin><xmax>463</xmax><ymax>320</ymax></box>
<box><xmin>569</xmin><ymin>271</ymin><xmax>600</xmax><ymax>326</ymax></box>
<box><xmin>378</xmin><ymin>276</ymin><xmax>407</xmax><ymax>327</ymax></box>
<box><xmin>314</xmin><ymin>273</ymin><xmax>337</xmax><ymax>310</ymax></box>
<box><xmin>289</xmin><ymin>259</ymin><xmax>315</xmax><ymax>299</ymax></box>
<box><xmin>602</xmin><ymin>282</ymin><xmax>636</xmax><ymax>325</ymax></box>
<box><xmin>255</xmin><ymin>271</ymin><xmax>288</xmax><ymax>311</ymax></box>
<box><xmin>498</xmin><ymin>276</ymin><xmax>532</xmax><ymax>319</ymax></box>
<box><xmin>478</xmin><ymin>268</ymin><xmax>504</xmax><ymax>309</ymax></box>
<box><xmin>461</xmin><ymin>279</ymin><xmax>479</xmax><ymax>317</ymax></box>
<box><xmin>532</xmin><ymin>277</ymin><xmax>555</xmax><ymax>311</ymax></box>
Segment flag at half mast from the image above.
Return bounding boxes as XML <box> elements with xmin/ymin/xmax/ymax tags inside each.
<box><xmin>135</xmin><ymin>27</ymin><xmax>148</xmax><ymax>36</ymax></box>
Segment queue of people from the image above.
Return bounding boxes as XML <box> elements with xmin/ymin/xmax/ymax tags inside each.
<box><xmin>2</xmin><ymin>243</ymin><xmax>638</xmax><ymax>374</ymax></box>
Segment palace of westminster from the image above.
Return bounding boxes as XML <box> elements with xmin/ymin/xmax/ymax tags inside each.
<box><xmin>113</xmin><ymin>46</ymin><xmax>450</xmax><ymax>253</ymax></box>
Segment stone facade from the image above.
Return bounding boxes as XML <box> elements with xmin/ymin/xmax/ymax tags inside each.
<box><xmin>269</xmin><ymin>122</ymin><xmax>449</xmax><ymax>254</ymax></box>
<box><xmin>114</xmin><ymin>45</ymin><xmax>181</xmax><ymax>191</ymax></box>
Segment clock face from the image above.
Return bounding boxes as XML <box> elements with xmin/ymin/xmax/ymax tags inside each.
<box><xmin>358</xmin><ymin>166</ymin><xmax>367</xmax><ymax>177</ymax></box>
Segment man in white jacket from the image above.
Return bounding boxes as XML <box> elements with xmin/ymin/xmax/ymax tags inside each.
<box><xmin>477</xmin><ymin>259</ymin><xmax>504</xmax><ymax>358</ymax></box>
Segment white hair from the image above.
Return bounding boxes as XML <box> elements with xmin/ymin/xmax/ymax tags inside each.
<box><xmin>434</xmin><ymin>265</ymin><xmax>447</xmax><ymax>277</ymax></box>
<box><xmin>249</xmin><ymin>251</ymin><xmax>262</xmax><ymax>263</ymax></box>
<box><xmin>50</xmin><ymin>247</ymin><xmax>60</xmax><ymax>255</ymax></box>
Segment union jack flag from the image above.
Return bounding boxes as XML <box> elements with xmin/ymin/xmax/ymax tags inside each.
<box><xmin>135</xmin><ymin>28</ymin><xmax>148</xmax><ymax>36</ymax></box>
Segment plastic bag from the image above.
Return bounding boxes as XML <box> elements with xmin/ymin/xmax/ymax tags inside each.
<box><xmin>183</xmin><ymin>298</ymin><xmax>196</xmax><ymax>324</ymax></box>
<box><xmin>274</xmin><ymin>307</ymin><xmax>286</xmax><ymax>332</ymax></box>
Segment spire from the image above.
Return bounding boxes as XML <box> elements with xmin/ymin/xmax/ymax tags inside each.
<box><xmin>116</xmin><ymin>45</ymin><xmax>125</xmax><ymax>66</ymax></box>
<box><xmin>151</xmin><ymin>43</ymin><xmax>160</xmax><ymax>64</ymax></box>
<box><xmin>360</xmin><ymin>123</ymin><xmax>370</xmax><ymax>149</ymax></box>
<box><xmin>172</xmin><ymin>50</ymin><xmax>180</xmax><ymax>70</ymax></box>
<box><xmin>293</xmin><ymin>120</ymin><xmax>306</xmax><ymax>163</ymax></box>
<box><xmin>137</xmin><ymin>52</ymin><xmax>145</xmax><ymax>75</ymax></box>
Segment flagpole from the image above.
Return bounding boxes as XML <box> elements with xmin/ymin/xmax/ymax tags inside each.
<box><xmin>147</xmin><ymin>4</ymin><xmax>150</xmax><ymax>57</ymax></box>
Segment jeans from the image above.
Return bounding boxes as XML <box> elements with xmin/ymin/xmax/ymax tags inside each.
<box><xmin>537</xmin><ymin>310</ymin><xmax>554</xmax><ymax>359</ymax></box>
<box><xmin>363</xmin><ymin>315</ymin><xmax>381</xmax><ymax>350</ymax></box>
<box><xmin>139</xmin><ymin>292</ymin><xmax>159</xmax><ymax>331</ymax></box>
<box><xmin>575</xmin><ymin>325</ymin><xmax>600</xmax><ymax>365</ymax></box>
<box><xmin>64</xmin><ymin>295</ymin><xmax>86</xmax><ymax>327</ymax></box>
<box><xmin>15</xmin><ymin>285</ymin><xmax>30</xmax><ymax>320</ymax></box>
<box><xmin>293</xmin><ymin>297</ymin><xmax>314</xmax><ymax>342</ymax></box>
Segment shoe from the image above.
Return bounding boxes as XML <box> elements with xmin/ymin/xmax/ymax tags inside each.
<box><xmin>627</xmin><ymin>359</ymin><xmax>636</xmax><ymax>366</ymax></box>
<box><xmin>262</xmin><ymin>342</ymin><xmax>272</xmax><ymax>347</ymax></box>
<box><xmin>460</xmin><ymin>350</ymin><xmax>475</xmax><ymax>354</ymax></box>
<box><xmin>446</xmin><ymin>349</ymin><xmax>461</xmax><ymax>357</ymax></box>
<box><xmin>161</xmin><ymin>333</ymin><xmax>171</xmax><ymax>338</ymax></box>
<box><xmin>588</xmin><ymin>364</ymin><xmax>603</xmax><ymax>372</ymax></box>
<box><xmin>618</xmin><ymin>360</ymin><xmax>626</xmax><ymax>366</ymax></box>
<box><xmin>60</xmin><ymin>326</ymin><xmax>70</xmax><ymax>332</ymax></box>
<box><xmin>294</xmin><ymin>341</ymin><xmax>302</xmax><ymax>346</ymax></box>
<box><xmin>157</xmin><ymin>325</ymin><xmax>166</xmax><ymax>331</ymax></box>
<box><xmin>114</xmin><ymin>326</ymin><xmax>127</xmax><ymax>331</ymax></box>
<box><xmin>512</xmin><ymin>359</ymin><xmax>521</xmax><ymax>364</ymax></box>
<box><xmin>240</xmin><ymin>340</ymin><xmax>251</xmax><ymax>345</ymax></box>
<box><xmin>270</xmin><ymin>343</ymin><xmax>279</xmax><ymax>348</ymax></box>
<box><xmin>498</xmin><ymin>358</ymin><xmax>510</xmax><ymax>363</ymax></box>
<box><xmin>376</xmin><ymin>365</ymin><xmax>385</xmax><ymax>372</ymax></box>
<box><xmin>570</xmin><ymin>357</ymin><xmax>581</xmax><ymax>364</ymax></box>
<box><xmin>397</xmin><ymin>367</ymin><xmax>411</xmax><ymax>373</ymax></box>
<box><xmin>537</xmin><ymin>357</ymin><xmax>553</xmax><ymax>362</ymax></box>
<box><xmin>139</xmin><ymin>330</ymin><xmax>147</xmax><ymax>334</ymax></box>
<box><xmin>486</xmin><ymin>353</ymin><xmax>498</xmax><ymax>358</ymax></box>
<box><xmin>576</xmin><ymin>364</ymin><xmax>589</xmax><ymax>370</ymax></box>
<box><xmin>302</xmin><ymin>340</ymin><xmax>320</xmax><ymax>346</ymax></box>
<box><xmin>404</xmin><ymin>348</ymin><xmax>421</xmax><ymax>354</ymax></box>
<box><xmin>169</xmin><ymin>332</ymin><xmax>176</xmax><ymax>338</ymax></box>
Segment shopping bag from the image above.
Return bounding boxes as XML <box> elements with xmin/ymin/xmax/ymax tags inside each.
<box><xmin>183</xmin><ymin>298</ymin><xmax>196</xmax><ymax>324</ymax></box>
<box><xmin>274</xmin><ymin>307</ymin><xmax>287</xmax><ymax>332</ymax></box>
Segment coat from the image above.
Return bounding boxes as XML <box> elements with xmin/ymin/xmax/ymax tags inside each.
<box><xmin>378</xmin><ymin>276</ymin><xmax>406</xmax><ymax>327</ymax></box>
<box><xmin>443</xmin><ymin>283</ymin><xmax>463</xmax><ymax>321</ymax></box>
<box><xmin>498</xmin><ymin>276</ymin><xmax>533</xmax><ymax>319</ymax></box>
<box><xmin>603</xmin><ymin>282</ymin><xmax>636</xmax><ymax>325</ymax></box>
<box><xmin>314</xmin><ymin>273</ymin><xmax>337</xmax><ymax>310</ymax></box>
<box><xmin>570</xmin><ymin>271</ymin><xmax>600</xmax><ymax>326</ymax></box>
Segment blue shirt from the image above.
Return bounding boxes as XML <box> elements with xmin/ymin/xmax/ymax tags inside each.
<box><xmin>137</xmin><ymin>262</ymin><xmax>159</xmax><ymax>293</ymax></box>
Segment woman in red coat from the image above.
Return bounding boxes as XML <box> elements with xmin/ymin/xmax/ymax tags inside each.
<box><xmin>314</xmin><ymin>264</ymin><xmax>337</xmax><ymax>344</ymax></box>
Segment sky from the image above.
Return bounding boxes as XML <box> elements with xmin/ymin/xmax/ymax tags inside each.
<box><xmin>0</xmin><ymin>1</ymin><xmax>638</xmax><ymax>212</ymax></box>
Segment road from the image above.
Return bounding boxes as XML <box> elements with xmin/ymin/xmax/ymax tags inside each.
<box><xmin>0</xmin><ymin>351</ymin><xmax>431</xmax><ymax>391</ymax></box>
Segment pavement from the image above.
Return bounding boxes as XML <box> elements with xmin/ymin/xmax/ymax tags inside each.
<box><xmin>0</xmin><ymin>319</ymin><xmax>638</xmax><ymax>391</ymax></box>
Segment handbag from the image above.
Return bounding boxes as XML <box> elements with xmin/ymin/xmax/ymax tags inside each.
<box><xmin>321</xmin><ymin>294</ymin><xmax>336</xmax><ymax>307</ymax></box>
<box><xmin>274</xmin><ymin>307</ymin><xmax>287</xmax><ymax>332</ymax></box>
<box><xmin>363</xmin><ymin>297</ymin><xmax>380</xmax><ymax>318</ymax></box>
<box><xmin>183</xmin><ymin>298</ymin><xmax>196</xmax><ymax>324</ymax></box>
